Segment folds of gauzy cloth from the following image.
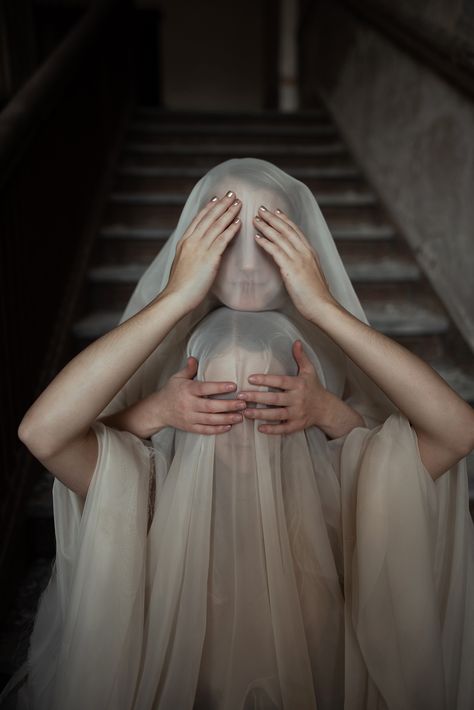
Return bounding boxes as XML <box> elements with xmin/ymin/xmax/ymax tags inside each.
<box><xmin>1</xmin><ymin>307</ymin><xmax>473</xmax><ymax>710</ymax></box>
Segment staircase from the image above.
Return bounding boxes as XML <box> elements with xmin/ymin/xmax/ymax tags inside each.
<box><xmin>2</xmin><ymin>103</ymin><xmax>474</xmax><ymax>692</ymax></box>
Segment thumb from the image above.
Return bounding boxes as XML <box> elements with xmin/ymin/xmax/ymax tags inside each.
<box><xmin>176</xmin><ymin>356</ymin><xmax>198</xmax><ymax>379</ymax></box>
<box><xmin>292</xmin><ymin>340</ymin><xmax>314</xmax><ymax>375</ymax></box>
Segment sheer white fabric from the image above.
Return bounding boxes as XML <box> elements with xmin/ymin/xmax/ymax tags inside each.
<box><xmin>1</xmin><ymin>158</ymin><xmax>473</xmax><ymax>710</ymax></box>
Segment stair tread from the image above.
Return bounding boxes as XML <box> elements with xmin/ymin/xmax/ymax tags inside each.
<box><xmin>123</xmin><ymin>142</ymin><xmax>347</xmax><ymax>156</ymax></box>
<box><xmin>98</xmin><ymin>224</ymin><xmax>396</xmax><ymax>241</ymax></box>
<box><xmin>129</xmin><ymin>123</ymin><xmax>336</xmax><ymax>136</ymax></box>
<box><xmin>88</xmin><ymin>254</ymin><xmax>420</xmax><ymax>285</ymax></box>
<box><xmin>118</xmin><ymin>165</ymin><xmax>361</xmax><ymax>179</ymax></box>
<box><xmin>72</xmin><ymin>298</ymin><xmax>450</xmax><ymax>341</ymax></box>
<box><xmin>134</xmin><ymin>107</ymin><xmax>326</xmax><ymax>120</ymax></box>
<box><xmin>109</xmin><ymin>190</ymin><xmax>377</xmax><ymax>207</ymax></box>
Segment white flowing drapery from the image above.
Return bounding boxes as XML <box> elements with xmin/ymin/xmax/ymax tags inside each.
<box><xmin>1</xmin><ymin>159</ymin><xmax>473</xmax><ymax>710</ymax></box>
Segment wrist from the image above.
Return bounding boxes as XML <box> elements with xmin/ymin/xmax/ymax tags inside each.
<box><xmin>306</xmin><ymin>297</ymin><xmax>345</xmax><ymax>329</ymax></box>
<box><xmin>148</xmin><ymin>287</ymin><xmax>193</xmax><ymax>321</ymax></box>
<box><xmin>313</xmin><ymin>390</ymin><xmax>364</xmax><ymax>439</ymax></box>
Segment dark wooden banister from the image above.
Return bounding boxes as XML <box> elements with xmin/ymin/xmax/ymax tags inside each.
<box><xmin>0</xmin><ymin>0</ymin><xmax>122</xmax><ymax>188</ymax></box>
<box><xmin>0</xmin><ymin>0</ymin><xmax>135</xmax><ymax>611</ymax></box>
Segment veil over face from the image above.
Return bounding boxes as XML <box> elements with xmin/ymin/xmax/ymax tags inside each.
<box><xmin>98</xmin><ymin>157</ymin><xmax>399</xmax><ymax>428</ymax></box>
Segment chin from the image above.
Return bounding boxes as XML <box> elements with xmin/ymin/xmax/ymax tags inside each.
<box><xmin>214</xmin><ymin>290</ymin><xmax>287</xmax><ymax>312</ymax></box>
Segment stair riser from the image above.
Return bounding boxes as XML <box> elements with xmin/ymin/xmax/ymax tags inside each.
<box><xmin>134</xmin><ymin>111</ymin><xmax>328</xmax><ymax>127</ymax></box>
<box><xmin>71</xmin><ymin>329</ymin><xmax>446</xmax><ymax>362</ymax></box>
<box><xmin>85</xmin><ymin>279</ymin><xmax>428</xmax><ymax>312</ymax></box>
<box><xmin>93</xmin><ymin>238</ymin><xmax>408</xmax><ymax>267</ymax></box>
<box><xmin>104</xmin><ymin>203</ymin><xmax>385</xmax><ymax>229</ymax></box>
<box><xmin>127</xmin><ymin>130</ymin><xmax>338</xmax><ymax>146</ymax></box>
<box><xmin>114</xmin><ymin>174</ymin><xmax>366</xmax><ymax>194</ymax></box>
<box><xmin>120</xmin><ymin>151</ymin><xmax>351</xmax><ymax>169</ymax></box>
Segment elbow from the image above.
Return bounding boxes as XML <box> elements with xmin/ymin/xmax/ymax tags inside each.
<box><xmin>453</xmin><ymin>421</ymin><xmax>474</xmax><ymax>461</ymax></box>
<box><xmin>18</xmin><ymin>418</ymin><xmax>56</xmax><ymax>460</ymax></box>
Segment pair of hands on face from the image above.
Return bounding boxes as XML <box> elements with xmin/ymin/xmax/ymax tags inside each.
<box><xmin>163</xmin><ymin>190</ymin><xmax>338</xmax><ymax>319</ymax></box>
<box><xmin>141</xmin><ymin>190</ymin><xmax>340</xmax><ymax>437</ymax></box>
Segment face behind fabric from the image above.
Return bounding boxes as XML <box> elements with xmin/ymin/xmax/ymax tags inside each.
<box><xmin>203</xmin><ymin>346</ymin><xmax>289</xmax><ymax>465</ymax></box>
<box><xmin>209</xmin><ymin>179</ymin><xmax>291</xmax><ymax>311</ymax></box>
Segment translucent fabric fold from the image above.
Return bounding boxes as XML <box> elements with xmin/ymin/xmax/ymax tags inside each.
<box><xmin>2</xmin><ymin>308</ymin><xmax>473</xmax><ymax>710</ymax></box>
<box><xmin>2</xmin><ymin>158</ymin><xmax>473</xmax><ymax>710</ymax></box>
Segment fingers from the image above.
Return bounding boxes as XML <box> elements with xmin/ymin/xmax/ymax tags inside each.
<box><xmin>257</xmin><ymin>421</ymin><xmax>301</xmax><ymax>435</ymax></box>
<box><xmin>236</xmin><ymin>390</ymin><xmax>289</xmax><ymax>406</ymax></box>
<box><xmin>181</xmin><ymin>196</ymin><xmax>219</xmax><ymax>239</ymax></box>
<box><xmin>191</xmin><ymin>192</ymin><xmax>241</xmax><ymax>244</ymax></box>
<box><xmin>244</xmin><ymin>407</ymin><xmax>288</xmax><ymax>421</ymax></box>
<box><xmin>195</xmin><ymin>397</ymin><xmax>247</xmax><ymax>414</ymax></box>
<box><xmin>176</xmin><ymin>356</ymin><xmax>198</xmax><ymax>379</ymax></box>
<box><xmin>192</xmin><ymin>424</ymin><xmax>233</xmax><ymax>435</ymax></box>
<box><xmin>192</xmin><ymin>380</ymin><xmax>237</xmax><ymax>397</ymax></box>
<box><xmin>244</xmin><ymin>373</ymin><xmax>297</xmax><ymax>389</ymax></box>
<box><xmin>254</xmin><ymin>206</ymin><xmax>307</xmax><ymax>253</ymax></box>
<box><xmin>292</xmin><ymin>340</ymin><xmax>315</xmax><ymax>375</ymax></box>
<box><xmin>192</xmin><ymin>411</ymin><xmax>244</xmax><ymax>426</ymax></box>
<box><xmin>273</xmin><ymin>208</ymin><xmax>314</xmax><ymax>250</ymax></box>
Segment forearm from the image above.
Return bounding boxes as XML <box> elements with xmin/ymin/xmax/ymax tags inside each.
<box><xmin>18</xmin><ymin>291</ymin><xmax>187</xmax><ymax>455</ymax></box>
<box><xmin>310</xmin><ymin>300</ymin><xmax>474</xmax><ymax>453</ymax></box>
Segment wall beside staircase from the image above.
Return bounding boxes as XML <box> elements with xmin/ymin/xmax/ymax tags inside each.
<box><xmin>300</xmin><ymin>0</ymin><xmax>474</xmax><ymax>354</ymax></box>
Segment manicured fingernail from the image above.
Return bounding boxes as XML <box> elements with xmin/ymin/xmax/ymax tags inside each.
<box><xmin>255</xmin><ymin>233</ymin><xmax>261</xmax><ymax>239</ymax></box>
<box><xmin>226</xmin><ymin>190</ymin><xmax>234</xmax><ymax>197</ymax></box>
<box><xmin>255</xmin><ymin>216</ymin><xmax>261</xmax><ymax>222</ymax></box>
<box><xmin>210</xmin><ymin>196</ymin><xmax>218</xmax><ymax>202</ymax></box>
<box><xmin>232</xmin><ymin>199</ymin><xmax>239</xmax><ymax>205</ymax></box>
<box><xmin>259</xmin><ymin>205</ymin><xmax>267</xmax><ymax>211</ymax></box>
<box><xmin>276</xmin><ymin>208</ymin><xmax>282</xmax><ymax>213</ymax></box>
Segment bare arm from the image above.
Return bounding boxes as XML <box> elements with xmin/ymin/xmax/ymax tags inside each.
<box><xmin>18</xmin><ymin>192</ymin><xmax>243</xmax><ymax>496</ymax></box>
<box><xmin>252</xmin><ymin>205</ymin><xmax>474</xmax><ymax>481</ymax></box>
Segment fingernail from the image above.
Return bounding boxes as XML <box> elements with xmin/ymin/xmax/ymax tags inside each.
<box><xmin>232</xmin><ymin>200</ymin><xmax>239</xmax><ymax>206</ymax></box>
<box><xmin>259</xmin><ymin>205</ymin><xmax>267</xmax><ymax>211</ymax></box>
<box><xmin>210</xmin><ymin>196</ymin><xmax>218</xmax><ymax>202</ymax></box>
<box><xmin>255</xmin><ymin>216</ymin><xmax>261</xmax><ymax>222</ymax></box>
<box><xmin>248</xmin><ymin>375</ymin><xmax>258</xmax><ymax>383</ymax></box>
<box><xmin>237</xmin><ymin>393</ymin><xmax>247</xmax><ymax>399</ymax></box>
<box><xmin>232</xmin><ymin>415</ymin><xmax>242</xmax><ymax>423</ymax></box>
<box><xmin>226</xmin><ymin>383</ymin><xmax>236</xmax><ymax>391</ymax></box>
<box><xmin>276</xmin><ymin>208</ymin><xmax>282</xmax><ymax>214</ymax></box>
<box><xmin>226</xmin><ymin>190</ymin><xmax>234</xmax><ymax>198</ymax></box>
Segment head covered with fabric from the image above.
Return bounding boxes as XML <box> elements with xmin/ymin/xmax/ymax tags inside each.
<box><xmin>98</xmin><ymin>156</ymin><xmax>399</xmax><ymax>433</ymax></box>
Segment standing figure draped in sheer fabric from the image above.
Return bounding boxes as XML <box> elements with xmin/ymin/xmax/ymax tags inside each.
<box><xmin>1</xmin><ymin>157</ymin><xmax>474</xmax><ymax>710</ymax></box>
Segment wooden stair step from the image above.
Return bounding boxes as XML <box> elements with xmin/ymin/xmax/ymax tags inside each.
<box><xmin>133</xmin><ymin>107</ymin><xmax>328</xmax><ymax>125</ymax></box>
<box><xmin>120</xmin><ymin>149</ymin><xmax>352</xmax><ymax>169</ymax></box>
<box><xmin>122</xmin><ymin>142</ymin><xmax>347</xmax><ymax>156</ymax></box>
<box><xmin>115</xmin><ymin>165</ymin><xmax>365</xmax><ymax>193</ymax></box>
<box><xmin>98</xmin><ymin>223</ymin><xmax>396</xmax><ymax>242</ymax></box>
<box><xmin>72</xmin><ymin>298</ymin><xmax>450</xmax><ymax>343</ymax></box>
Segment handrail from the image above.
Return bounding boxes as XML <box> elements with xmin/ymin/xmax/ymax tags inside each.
<box><xmin>0</xmin><ymin>0</ymin><xmax>134</xmax><ymax>611</ymax></box>
<box><xmin>0</xmin><ymin>0</ymin><xmax>121</xmax><ymax>189</ymax></box>
<box><xmin>342</xmin><ymin>0</ymin><xmax>474</xmax><ymax>100</ymax></box>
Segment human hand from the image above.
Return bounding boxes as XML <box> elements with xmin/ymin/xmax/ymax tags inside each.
<box><xmin>131</xmin><ymin>356</ymin><xmax>247</xmax><ymax>437</ymax></box>
<box><xmin>237</xmin><ymin>340</ymin><xmax>331</xmax><ymax>435</ymax></box>
<box><xmin>163</xmin><ymin>191</ymin><xmax>242</xmax><ymax>311</ymax></box>
<box><xmin>252</xmin><ymin>205</ymin><xmax>338</xmax><ymax>321</ymax></box>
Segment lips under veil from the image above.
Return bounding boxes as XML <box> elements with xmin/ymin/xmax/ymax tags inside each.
<box><xmin>2</xmin><ymin>157</ymin><xmax>473</xmax><ymax>710</ymax></box>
